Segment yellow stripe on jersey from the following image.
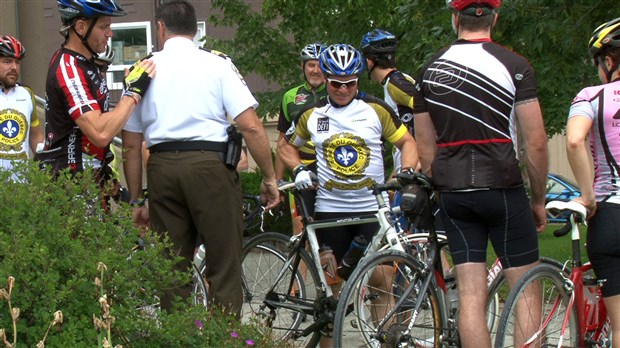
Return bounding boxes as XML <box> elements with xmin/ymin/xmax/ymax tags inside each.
<box><xmin>368</xmin><ymin>102</ymin><xmax>408</xmax><ymax>144</ymax></box>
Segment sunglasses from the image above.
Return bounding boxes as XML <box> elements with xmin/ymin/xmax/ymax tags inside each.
<box><xmin>327</xmin><ymin>77</ymin><xmax>358</xmax><ymax>89</ymax></box>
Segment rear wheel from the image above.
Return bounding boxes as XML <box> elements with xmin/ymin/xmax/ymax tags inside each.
<box><xmin>494</xmin><ymin>264</ymin><xmax>578</xmax><ymax>347</ymax></box>
<box><xmin>333</xmin><ymin>249</ymin><xmax>442</xmax><ymax>348</ymax></box>
<box><xmin>241</xmin><ymin>232</ymin><xmax>321</xmax><ymax>348</ymax></box>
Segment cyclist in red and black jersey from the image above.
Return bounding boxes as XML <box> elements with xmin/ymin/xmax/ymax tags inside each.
<box><xmin>413</xmin><ymin>1</ymin><xmax>548</xmax><ymax>346</ymax></box>
<box><xmin>38</xmin><ymin>0</ymin><xmax>154</xmax><ymax>190</ymax></box>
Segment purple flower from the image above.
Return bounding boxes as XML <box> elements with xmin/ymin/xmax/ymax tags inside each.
<box><xmin>231</xmin><ymin>331</ymin><xmax>239</xmax><ymax>338</ymax></box>
<box><xmin>195</xmin><ymin>320</ymin><xmax>203</xmax><ymax>330</ymax></box>
<box><xmin>245</xmin><ymin>339</ymin><xmax>255</xmax><ymax>345</ymax></box>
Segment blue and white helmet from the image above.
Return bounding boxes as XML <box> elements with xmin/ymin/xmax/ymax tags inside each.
<box><xmin>300</xmin><ymin>43</ymin><xmax>326</xmax><ymax>61</ymax></box>
<box><xmin>58</xmin><ymin>0</ymin><xmax>126</xmax><ymax>25</ymax></box>
<box><xmin>319</xmin><ymin>44</ymin><xmax>365</xmax><ymax>76</ymax></box>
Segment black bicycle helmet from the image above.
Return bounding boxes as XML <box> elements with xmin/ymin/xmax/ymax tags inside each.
<box><xmin>589</xmin><ymin>17</ymin><xmax>620</xmax><ymax>59</ymax></box>
<box><xmin>0</xmin><ymin>36</ymin><xmax>25</xmax><ymax>60</ymax></box>
<box><xmin>58</xmin><ymin>0</ymin><xmax>126</xmax><ymax>25</ymax></box>
<box><xmin>360</xmin><ymin>29</ymin><xmax>398</xmax><ymax>55</ymax></box>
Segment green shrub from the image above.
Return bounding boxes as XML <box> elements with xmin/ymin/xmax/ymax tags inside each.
<box><xmin>0</xmin><ymin>162</ymin><xmax>290</xmax><ymax>347</ymax></box>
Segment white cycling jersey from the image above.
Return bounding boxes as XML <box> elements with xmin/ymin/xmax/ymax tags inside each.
<box><xmin>288</xmin><ymin>93</ymin><xmax>407</xmax><ymax>212</ymax></box>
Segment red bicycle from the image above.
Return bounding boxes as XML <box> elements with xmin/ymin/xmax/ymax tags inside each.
<box><xmin>494</xmin><ymin>200</ymin><xmax>612</xmax><ymax>347</ymax></box>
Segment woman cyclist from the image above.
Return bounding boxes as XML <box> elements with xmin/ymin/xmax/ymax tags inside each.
<box><xmin>566</xmin><ymin>17</ymin><xmax>620</xmax><ymax>344</ymax></box>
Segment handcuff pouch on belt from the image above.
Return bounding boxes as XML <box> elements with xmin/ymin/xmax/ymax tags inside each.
<box><xmin>225</xmin><ymin>125</ymin><xmax>243</xmax><ymax>169</ymax></box>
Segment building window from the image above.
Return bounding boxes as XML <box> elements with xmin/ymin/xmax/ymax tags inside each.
<box><xmin>193</xmin><ymin>21</ymin><xmax>206</xmax><ymax>47</ymax></box>
<box><xmin>106</xmin><ymin>21</ymin><xmax>153</xmax><ymax>90</ymax></box>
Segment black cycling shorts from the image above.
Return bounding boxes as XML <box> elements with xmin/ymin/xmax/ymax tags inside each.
<box><xmin>587</xmin><ymin>202</ymin><xmax>620</xmax><ymax>297</ymax></box>
<box><xmin>438</xmin><ymin>186</ymin><xmax>539</xmax><ymax>268</ymax></box>
<box><xmin>314</xmin><ymin>211</ymin><xmax>378</xmax><ymax>264</ymax></box>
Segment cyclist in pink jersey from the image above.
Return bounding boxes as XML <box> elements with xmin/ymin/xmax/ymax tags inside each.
<box><xmin>566</xmin><ymin>17</ymin><xmax>620</xmax><ymax>343</ymax></box>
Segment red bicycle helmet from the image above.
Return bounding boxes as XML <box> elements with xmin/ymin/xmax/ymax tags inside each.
<box><xmin>448</xmin><ymin>0</ymin><xmax>501</xmax><ymax>11</ymax></box>
<box><xmin>0</xmin><ymin>35</ymin><xmax>25</xmax><ymax>59</ymax></box>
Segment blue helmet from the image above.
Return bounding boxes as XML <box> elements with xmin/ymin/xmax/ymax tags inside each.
<box><xmin>58</xmin><ymin>0</ymin><xmax>126</xmax><ymax>24</ymax></box>
<box><xmin>319</xmin><ymin>44</ymin><xmax>365</xmax><ymax>76</ymax></box>
<box><xmin>300</xmin><ymin>43</ymin><xmax>326</xmax><ymax>61</ymax></box>
<box><xmin>360</xmin><ymin>29</ymin><xmax>398</xmax><ymax>55</ymax></box>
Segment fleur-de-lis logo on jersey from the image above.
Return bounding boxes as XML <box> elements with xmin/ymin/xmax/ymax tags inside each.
<box><xmin>0</xmin><ymin>108</ymin><xmax>28</xmax><ymax>151</ymax></box>
<box><xmin>336</xmin><ymin>146</ymin><xmax>356</xmax><ymax>166</ymax></box>
<box><xmin>323</xmin><ymin>132</ymin><xmax>370</xmax><ymax>181</ymax></box>
<box><xmin>2</xmin><ymin>120</ymin><xmax>17</xmax><ymax>138</ymax></box>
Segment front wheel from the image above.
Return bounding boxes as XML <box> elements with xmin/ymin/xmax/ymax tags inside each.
<box><xmin>240</xmin><ymin>232</ymin><xmax>322</xmax><ymax>348</ymax></box>
<box><xmin>333</xmin><ymin>249</ymin><xmax>443</xmax><ymax>348</ymax></box>
<box><xmin>494</xmin><ymin>264</ymin><xmax>578</xmax><ymax>348</ymax></box>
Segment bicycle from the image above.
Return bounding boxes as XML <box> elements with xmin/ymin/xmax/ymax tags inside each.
<box><xmin>239</xmin><ymin>178</ymin><xmax>415</xmax><ymax>347</ymax></box>
<box><xmin>494</xmin><ymin>200</ymin><xmax>612</xmax><ymax>348</ymax></box>
<box><xmin>331</xmin><ymin>173</ymin><xmax>567</xmax><ymax>347</ymax></box>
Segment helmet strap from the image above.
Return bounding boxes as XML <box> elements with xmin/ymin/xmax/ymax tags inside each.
<box><xmin>73</xmin><ymin>17</ymin><xmax>100</xmax><ymax>57</ymax></box>
<box><xmin>367</xmin><ymin>60</ymin><xmax>377</xmax><ymax>80</ymax></box>
<box><xmin>598</xmin><ymin>56</ymin><xmax>619</xmax><ymax>83</ymax></box>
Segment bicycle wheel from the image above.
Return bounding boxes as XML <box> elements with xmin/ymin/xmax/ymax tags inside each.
<box><xmin>333</xmin><ymin>249</ymin><xmax>443</xmax><ymax>348</ymax></box>
<box><xmin>494</xmin><ymin>264</ymin><xmax>578</xmax><ymax>348</ymax></box>
<box><xmin>191</xmin><ymin>263</ymin><xmax>208</xmax><ymax>308</ymax></box>
<box><xmin>486</xmin><ymin>256</ymin><xmax>568</xmax><ymax>341</ymax></box>
<box><xmin>241</xmin><ymin>232</ymin><xmax>321</xmax><ymax>348</ymax></box>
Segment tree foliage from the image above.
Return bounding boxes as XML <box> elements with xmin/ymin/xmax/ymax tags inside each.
<box><xmin>205</xmin><ymin>0</ymin><xmax>615</xmax><ymax>136</ymax></box>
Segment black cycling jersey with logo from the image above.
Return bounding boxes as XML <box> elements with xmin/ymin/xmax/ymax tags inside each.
<box><xmin>383</xmin><ymin>70</ymin><xmax>415</xmax><ymax>135</ymax></box>
<box><xmin>413</xmin><ymin>39</ymin><xmax>538</xmax><ymax>190</ymax></box>
<box><xmin>39</xmin><ymin>47</ymin><xmax>111</xmax><ymax>174</ymax></box>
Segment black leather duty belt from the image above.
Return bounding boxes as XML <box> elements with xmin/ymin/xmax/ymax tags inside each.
<box><xmin>149</xmin><ymin>141</ymin><xmax>227</xmax><ymax>153</ymax></box>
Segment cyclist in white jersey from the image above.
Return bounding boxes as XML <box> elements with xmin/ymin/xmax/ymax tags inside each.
<box><xmin>566</xmin><ymin>17</ymin><xmax>620</xmax><ymax>342</ymax></box>
<box><xmin>282</xmin><ymin>43</ymin><xmax>418</xmax><ymax>347</ymax></box>
<box><xmin>0</xmin><ymin>35</ymin><xmax>43</xmax><ymax>182</ymax></box>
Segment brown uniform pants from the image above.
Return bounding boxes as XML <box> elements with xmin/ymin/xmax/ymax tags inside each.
<box><xmin>147</xmin><ymin>150</ymin><xmax>243</xmax><ymax>314</ymax></box>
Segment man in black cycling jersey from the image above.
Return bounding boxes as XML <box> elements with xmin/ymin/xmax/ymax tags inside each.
<box><xmin>276</xmin><ymin>43</ymin><xmax>327</xmax><ymax>236</ymax></box>
<box><xmin>413</xmin><ymin>1</ymin><xmax>548</xmax><ymax>346</ymax></box>
<box><xmin>360</xmin><ymin>29</ymin><xmax>416</xmax><ymax>175</ymax></box>
<box><xmin>38</xmin><ymin>0</ymin><xmax>154</xmax><ymax>209</ymax></box>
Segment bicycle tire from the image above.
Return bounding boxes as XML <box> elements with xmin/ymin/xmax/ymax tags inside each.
<box><xmin>333</xmin><ymin>249</ymin><xmax>443</xmax><ymax>348</ymax></box>
<box><xmin>494</xmin><ymin>264</ymin><xmax>578</xmax><ymax>348</ymax></box>
<box><xmin>241</xmin><ymin>232</ymin><xmax>322</xmax><ymax>348</ymax></box>
<box><xmin>486</xmin><ymin>256</ymin><xmax>569</xmax><ymax>341</ymax></box>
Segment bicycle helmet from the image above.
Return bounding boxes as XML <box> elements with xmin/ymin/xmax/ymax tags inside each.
<box><xmin>58</xmin><ymin>0</ymin><xmax>126</xmax><ymax>25</ymax></box>
<box><xmin>447</xmin><ymin>0</ymin><xmax>501</xmax><ymax>11</ymax></box>
<box><xmin>588</xmin><ymin>17</ymin><xmax>620</xmax><ymax>59</ymax></box>
<box><xmin>300</xmin><ymin>43</ymin><xmax>326</xmax><ymax>61</ymax></box>
<box><xmin>0</xmin><ymin>35</ymin><xmax>25</xmax><ymax>60</ymax></box>
<box><xmin>96</xmin><ymin>44</ymin><xmax>114</xmax><ymax>65</ymax></box>
<box><xmin>319</xmin><ymin>44</ymin><xmax>365</xmax><ymax>76</ymax></box>
<box><xmin>360</xmin><ymin>29</ymin><xmax>398</xmax><ymax>54</ymax></box>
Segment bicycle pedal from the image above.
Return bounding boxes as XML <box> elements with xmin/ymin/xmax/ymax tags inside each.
<box><xmin>350</xmin><ymin>319</ymin><xmax>358</xmax><ymax>329</ymax></box>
